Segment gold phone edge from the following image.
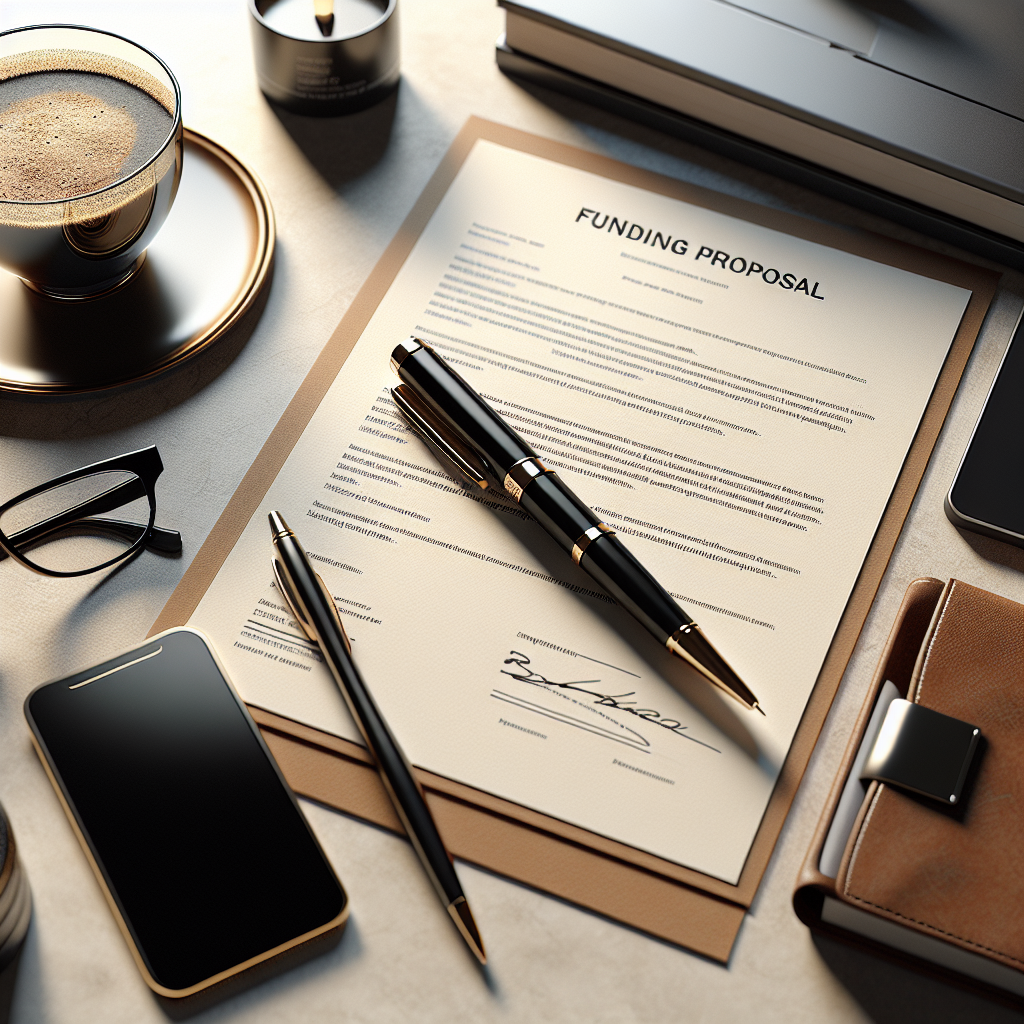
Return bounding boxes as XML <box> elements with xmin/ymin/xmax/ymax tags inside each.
<box><xmin>26</xmin><ymin>626</ymin><xmax>350</xmax><ymax>999</ymax></box>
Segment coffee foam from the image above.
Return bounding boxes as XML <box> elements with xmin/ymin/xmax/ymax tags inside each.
<box><xmin>0</xmin><ymin>91</ymin><xmax>138</xmax><ymax>202</ymax></box>
<box><xmin>0</xmin><ymin>49</ymin><xmax>175</xmax><ymax>112</ymax></box>
<box><xmin>0</xmin><ymin>50</ymin><xmax>178</xmax><ymax>227</ymax></box>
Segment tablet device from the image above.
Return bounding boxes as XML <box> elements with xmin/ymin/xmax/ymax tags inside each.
<box><xmin>25</xmin><ymin>627</ymin><xmax>348</xmax><ymax>998</ymax></box>
<box><xmin>945</xmin><ymin>310</ymin><xmax>1024</xmax><ymax>549</ymax></box>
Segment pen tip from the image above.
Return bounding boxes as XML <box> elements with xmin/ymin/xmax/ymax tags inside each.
<box><xmin>449</xmin><ymin>898</ymin><xmax>486</xmax><ymax>965</ymax></box>
<box><xmin>268</xmin><ymin>510</ymin><xmax>290</xmax><ymax>538</ymax></box>
<box><xmin>754</xmin><ymin>703</ymin><xmax>766</xmax><ymax>716</ymax></box>
<box><xmin>667</xmin><ymin>624</ymin><xmax>762</xmax><ymax>713</ymax></box>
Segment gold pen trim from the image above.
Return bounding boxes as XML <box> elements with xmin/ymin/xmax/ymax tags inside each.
<box><xmin>448</xmin><ymin>896</ymin><xmax>487</xmax><ymax>965</ymax></box>
<box><xmin>391</xmin><ymin>385</ymin><xmax>489</xmax><ymax>489</ymax></box>
<box><xmin>503</xmin><ymin>456</ymin><xmax>552</xmax><ymax>502</ymax></box>
<box><xmin>389</xmin><ymin>336</ymin><xmax>426</xmax><ymax>375</ymax></box>
<box><xmin>271</xmin><ymin>555</ymin><xmax>352</xmax><ymax>656</ymax></box>
<box><xmin>272</xmin><ymin>557</ymin><xmax>315</xmax><ymax>641</ymax></box>
<box><xmin>315</xmin><ymin>571</ymin><xmax>352</xmax><ymax>655</ymax></box>
<box><xmin>666</xmin><ymin>624</ymin><xmax>760</xmax><ymax>713</ymax></box>
<box><xmin>571</xmin><ymin>523</ymin><xmax>615</xmax><ymax>565</ymax></box>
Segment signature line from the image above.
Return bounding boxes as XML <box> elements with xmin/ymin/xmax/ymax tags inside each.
<box><xmin>245</xmin><ymin>619</ymin><xmax>317</xmax><ymax>649</ymax></box>
<box><xmin>491</xmin><ymin>690</ymin><xmax>651</xmax><ymax>752</ymax></box>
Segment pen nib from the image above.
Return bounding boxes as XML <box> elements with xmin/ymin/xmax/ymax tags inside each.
<box><xmin>268</xmin><ymin>510</ymin><xmax>292</xmax><ymax>539</ymax></box>
<box><xmin>448</xmin><ymin>897</ymin><xmax>486</xmax><ymax>965</ymax></box>
<box><xmin>667</xmin><ymin>623</ymin><xmax>762</xmax><ymax>713</ymax></box>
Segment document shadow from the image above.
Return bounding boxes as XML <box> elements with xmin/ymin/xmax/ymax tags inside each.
<box><xmin>267</xmin><ymin>89</ymin><xmax>399</xmax><ymax>189</ymax></box>
<box><xmin>498</xmin><ymin>68</ymin><xmax>937</xmax><ymax>250</ymax></box>
<box><xmin>489</xmin><ymin>506</ymin><xmax>769</xmax><ymax>767</ymax></box>
<box><xmin>501</xmin><ymin>76</ymin><xmax>806</xmax><ymax>207</ymax></box>
<box><xmin>811</xmin><ymin>933</ymin><xmax>1020</xmax><ymax>1023</ymax></box>
<box><xmin>652</xmin><ymin>643</ymin><xmax>771</xmax><ymax>768</ymax></box>
<box><xmin>477</xmin><ymin>863</ymin><xmax>731</xmax><ymax>970</ymax></box>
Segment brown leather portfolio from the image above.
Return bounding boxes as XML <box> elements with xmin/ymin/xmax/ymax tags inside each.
<box><xmin>794</xmin><ymin>577</ymin><xmax>1024</xmax><ymax>1003</ymax></box>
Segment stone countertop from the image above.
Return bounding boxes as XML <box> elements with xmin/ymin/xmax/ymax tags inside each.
<box><xmin>0</xmin><ymin>2</ymin><xmax>1021</xmax><ymax>1022</ymax></box>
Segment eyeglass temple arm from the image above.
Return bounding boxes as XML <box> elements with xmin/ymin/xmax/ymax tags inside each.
<box><xmin>0</xmin><ymin>518</ymin><xmax>181</xmax><ymax>560</ymax></box>
<box><xmin>0</xmin><ymin>478</ymin><xmax>181</xmax><ymax>559</ymax></box>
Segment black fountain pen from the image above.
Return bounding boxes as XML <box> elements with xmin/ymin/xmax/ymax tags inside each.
<box><xmin>390</xmin><ymin>338</ymin><xmax>763</xmax><ymax>715</ymax></box>
<box><xmin>268</xmin><ymin>511</ymin><xmax>487</xmax><ymax>963</ymax></box>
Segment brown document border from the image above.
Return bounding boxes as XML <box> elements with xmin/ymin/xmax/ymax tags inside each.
<box><xmin>152</xmin><ymin>116</ymin><xmax>998</xmax><ymax>960</ymax></box>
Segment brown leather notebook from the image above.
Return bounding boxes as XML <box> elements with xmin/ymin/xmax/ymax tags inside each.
<box><xmin>794</xmin><ymin>578</ymin><xmax>1024</xmax><ymax>1004</ymax></box>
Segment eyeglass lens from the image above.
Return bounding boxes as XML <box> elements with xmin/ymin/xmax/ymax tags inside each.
<box><xmin>0</xmin><ymin>470</ymin><xmax>152</xmax><ymax>574</ymax></box>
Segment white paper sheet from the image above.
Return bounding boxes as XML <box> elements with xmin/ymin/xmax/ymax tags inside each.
<box><xmin>188</xmin><ymin>140</ymin><xmax>970</xmax><ymax>884</ymax></box>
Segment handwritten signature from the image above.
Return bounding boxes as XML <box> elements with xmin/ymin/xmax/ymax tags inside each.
<box><xmin>501</xmin><ymin>651</ymin><xmax>720</xmax><ymax>752</ymax></box>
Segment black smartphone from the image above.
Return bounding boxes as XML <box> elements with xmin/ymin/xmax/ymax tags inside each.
<box><xmin>25</xmin><ymin>628</ymin><xmax>348</xmax><ymax>999</ymax></box>
<box><xmin>945</xmin><ymin>311</ymin><xmax>1024</xmax><ymax>548</ymax></box>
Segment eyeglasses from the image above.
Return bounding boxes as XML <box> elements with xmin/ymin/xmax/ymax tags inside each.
<box><xmin>0</xmin><ymin>446</ymin><xmax>182</xmax><ymax>577</ymax></box>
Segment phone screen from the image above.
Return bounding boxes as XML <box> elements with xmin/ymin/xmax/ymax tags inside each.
<box><xmin>25</xmin><ymin>629</ymin><xmax>347</xmax><ymax>995</ymax></box>
<box><xmin>947</xmin><ymin>315</ymin><xmax>1024</xmax><ymax>547</ymax></box>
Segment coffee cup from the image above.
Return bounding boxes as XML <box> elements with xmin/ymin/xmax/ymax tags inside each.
<box><xmin>0</xmin><ymin>25</ymin><xmax>182</xmax><ymax>299</ymax></box>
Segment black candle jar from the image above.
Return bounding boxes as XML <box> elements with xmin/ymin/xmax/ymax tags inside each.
<box><xmin>249</xmin><ymin>0</ymin><xmax>399</xmax><ymax>116</ymax></box>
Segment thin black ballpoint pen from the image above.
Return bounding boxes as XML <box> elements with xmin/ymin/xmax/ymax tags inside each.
<box><xmin>390</xmin><ymin>337</ymin><xmax>764</xmax><ymax>715</ymax></box>
<box><xmin>267</xmin><ymin>511</ymin><xmax>487</xmax><ymax>963</ymax></box>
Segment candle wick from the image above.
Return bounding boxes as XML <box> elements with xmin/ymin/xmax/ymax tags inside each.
<box><xmin>314</xmin><ymin>0</ymin><xmax>335</xmax><ymax>36</ymax></box>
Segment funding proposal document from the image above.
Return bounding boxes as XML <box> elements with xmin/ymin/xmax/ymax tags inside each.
<box><xmin>188</xmin><ymin>139</ymin><xmax>972</xmax><ymax>885</ymax></box>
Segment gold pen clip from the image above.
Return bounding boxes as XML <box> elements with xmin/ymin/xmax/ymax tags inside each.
<box><xmin>272</xmin><ymin>558</ymin><xmax>352</xmax><ymax>655</ymax></box>
<box><xmin>391</xmin><ymin>385</ymin><xmax>489</xmax><ymax>490</ymax></box>
<box><xmin>272</xmin><ymin>557</ymin><xmax>315</xmax><ymax>642</ymax></box>
<box><xmin>314</xmin><ymin>571</ymin><xmax>352</xmax><ymax>655</ymax></box>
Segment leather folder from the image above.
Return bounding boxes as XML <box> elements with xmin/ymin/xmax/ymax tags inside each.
<box><xmin>794</xmin><ymin>578</ymin><xmax>1024</xmax><ymax>1004</ymax></box>
<box><xmin>152</xmin><ymin>119</ymin><xmax>998</xmax><ymax>964</ymax></box>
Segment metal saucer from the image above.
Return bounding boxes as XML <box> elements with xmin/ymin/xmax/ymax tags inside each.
<box><xmin>0</xmin><ymin>128</ymin><xmax>274</xmax><ymax>395</ymax></box>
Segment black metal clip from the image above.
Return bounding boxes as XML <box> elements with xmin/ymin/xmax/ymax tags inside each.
<box><xmin>861</xmin><ymin>699</ymin><xmax>981</xmax><ymax>806</ymax></box>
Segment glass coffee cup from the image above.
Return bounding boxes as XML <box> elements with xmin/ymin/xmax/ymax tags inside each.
<box><xmin>0</xmin><ymin>25</ymin><xmax>182</xmax><ymax>299</ymax></box>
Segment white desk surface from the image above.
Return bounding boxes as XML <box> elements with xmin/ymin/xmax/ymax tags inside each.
<box><xmin>1</xmin><ymin>3</ymin><xmax>1021</xmax><ymax>1022</ymax></box>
